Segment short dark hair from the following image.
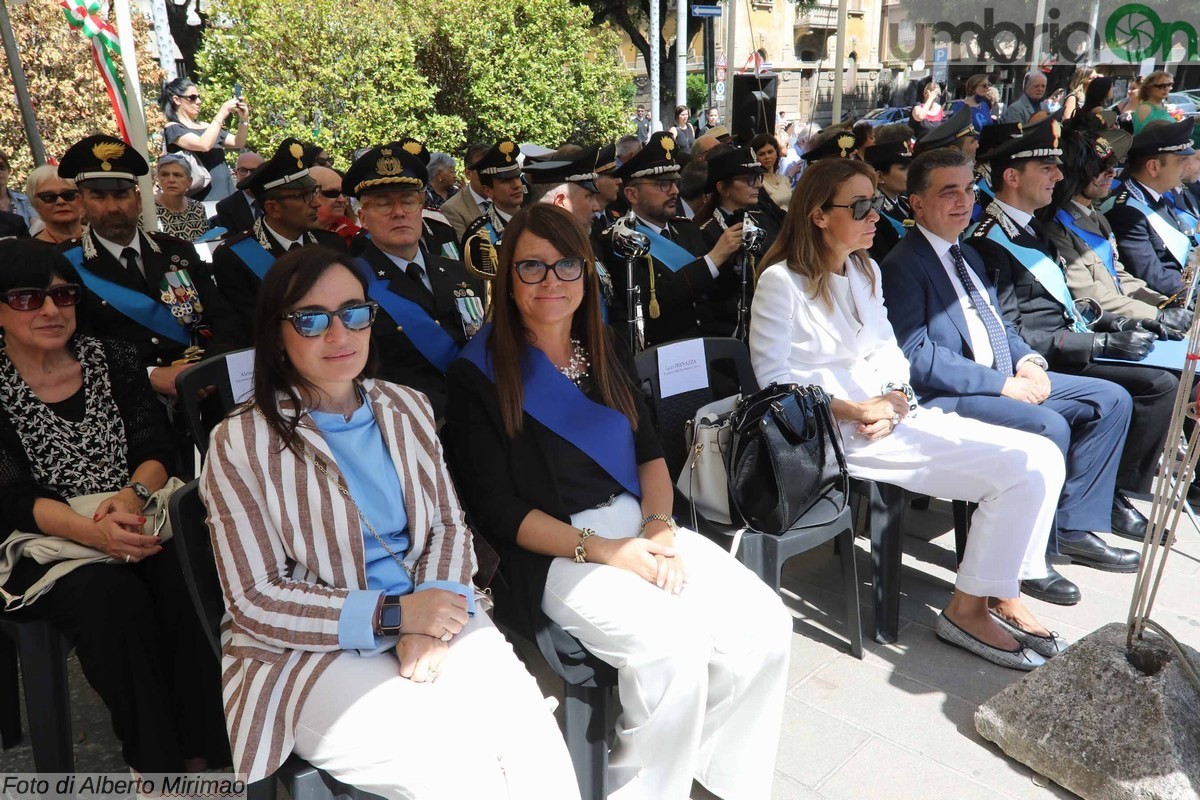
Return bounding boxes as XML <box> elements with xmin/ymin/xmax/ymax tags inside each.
<box><xmin>0</xmin><ymin>240</ymin><xmax>86</xmax><ymax>326</ymax></box>
<box><xmin>853</xmin><ymin>120</ymin><xmax>875</xmax><ymax>149</ymax></box>
<box><xmin>749</xmin><ymin>133</ymin><xmax>781</xmax><ymax>154</ymax></box>
<box><xmin>465</xmin><ymin>142</ymin><xmax>490</xmax><ymax>170</ymax></box>
<box><xmin>679</xmin><ymin>160</ymin><xmax>708</xmax><ymax>202</ymax></box>
<box><xmin>1128</xmin><ymin>153</ymin><xmax>1167</xmax><ymax>174</ymax></box>
<box><xmin>907</xmin><ymin>147</ymin><xmax>974</xmax><ymax>196</ymax></box>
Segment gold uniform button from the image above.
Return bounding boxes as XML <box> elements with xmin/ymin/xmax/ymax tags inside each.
<box><xmin>396</xmin><ymin>325</ymin><xmax>404</xmax><ymax>333</ymax></box>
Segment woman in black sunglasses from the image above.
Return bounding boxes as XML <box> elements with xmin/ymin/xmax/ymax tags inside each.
<box><xmin>24</xmin><ymin>165</ymin><xmax>82</xmax><ymax>245</ymax></box>
<box><xmin>200</xmin><ymin>246</ymin><xmax>577</xmax><ymax>794</ymax></box>
<box><xmin>157</xmin><ymin>77</ymin><xmax>249</xmax><ymax>202</ymax></box>
<box><xmin>0</xmin><ymin>239</ymin><xmax>229</xmax><ymax>773</ymax></box>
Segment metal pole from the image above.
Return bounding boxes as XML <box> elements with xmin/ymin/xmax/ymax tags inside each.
<box><xmin>1031</xmin><ymin>0</ymin><xmax>1047</xmax><ymax>72</ymax></box>
<box><xmin>830</xmin><ymin>0</ymin><xmax>848</xmax><ymax>124</ymax></box>
<box><xmin>0</xmin><ymin>0</ymin><xmax>47</xmax><ymax>165</ymax></box>
<box><xmin>1086</xmin><ymin>0</ymin><xmax>1101</xmax><ymax>66</ymax></box>
<box><xmin>705</xmin><ymin>17</ymin><xmax>715</xmax><ymax>106</ymax></box>
<box><xmin>676</xmin><ymin>0</ymin><xmax>688</xmax><ymax>111</ymax></box>
<box><xmin>723</xmin><ymin>0</ymin><xmax>737</xmax><ymax>131</ymax></box>
<box><xmin>112</xmin><ymin>0</ymin><xmax>158</xmax><ymax>231</ymax></box>
<box><xmin>650</xmin><ymin>0</ymin><xmax>661</xmax><ymax>132</ymax></box>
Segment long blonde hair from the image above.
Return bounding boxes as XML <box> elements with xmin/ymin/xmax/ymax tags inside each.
<box><xmin>1138</xmin><ymin>70</ymin><xmax>1171</xmax><ymax>102</ymax></box>
<box><xmin>759</xmin><ymin>158</ymin><xmax>878</xmax><ymax>309</ymax></box>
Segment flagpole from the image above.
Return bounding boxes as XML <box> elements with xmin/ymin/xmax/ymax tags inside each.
<box><xmin>0</xmin><ymin>0</ymin><xmax>47</xmax><ymax>166</ymax></box>
<box><xmin>112</xmin><ymin>0</ymin><xmax>157</xmax><ymax>231</ymax></box>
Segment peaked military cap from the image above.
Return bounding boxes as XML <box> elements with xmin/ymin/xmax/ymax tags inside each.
<box><xmin>613</xmin><ymin>131</ymin><xmax>683</xmax><ymax>181</ymax></box>
<box><xmin>801</xmin><ymin>128</ymin><xmax>858</xmax><ymax>162</ymax></box>
<box><xmin>595</xmin><ymin>143</ymin><xmax>617</xmax><ymax>175</ymax></box>
<box><xmin>863</xmin><ymin>138</ymin><xmax>915</xmax><ymax>169</ymax></box>
<box><xmin>704</xmin><ymin>146</ymin><xmax>766</xmax><ymax>191</ymax></box>
<box><xmin>59</xmin><ymin>135</ymin><xmax>148</xmax><ymax>190</ymax></box>
<box><xmin>522</xmin><ymin>146</ymin><xmax>599</xmax><ymax>192</ymax></box>
<box><xmin>342</xmin><ymin>142</ymin><xmax>428</xmax><ymax>199</ymax></box>
<box><xmin>1128</xmin><ymin>118</ymin><xmax>1196</xmax><ymax>161</ymax></box>
<box><xmin>914</xmin><ymin>104</ymin><xmax>979</xmax><ymax>154</ymax></box>
<box><xmin>237</xmin><ymin>138</ymin><xmax>317</xmax><ymax>196</ymax></box>
<box><xmin>976</xmin><ymin>118</ymin><xmax>1063</xmax><ymax>165</ymax></box>
<box><xmin>472</xmin><ymin>139</ymin><xmax>522</xmax><ymax>180</ymax></box>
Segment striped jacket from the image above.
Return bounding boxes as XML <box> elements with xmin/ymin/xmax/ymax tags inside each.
<box><xmin>199</xmin><ymin>380</ymin><xmax>477</xmax><ymax>781</ymax></box>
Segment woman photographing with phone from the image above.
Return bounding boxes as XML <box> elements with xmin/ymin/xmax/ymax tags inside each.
<box><xmin>158</xmin><ymin>77</ymin><xmax>249</xmax><ymax>202</ymax></box>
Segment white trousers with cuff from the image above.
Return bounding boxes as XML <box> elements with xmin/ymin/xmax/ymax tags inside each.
<box><xmin>843</xmin><ymin>407</ymin><xmax>1065</xmax><ymax>598</ymax></box>
<box><xmin>546</xmin><ymin>493</ymin><xmax>793</xmax><ymax>800</ymax></box>
<box><xmin>292</xmin><ymin>612</ymin><xmax>580</xmax><ymax>800</ymax></box>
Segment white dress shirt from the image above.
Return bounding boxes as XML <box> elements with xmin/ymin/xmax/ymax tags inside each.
<box><xmin>380</xmin><ymin>247</ymin><xmax>432</xmax><ymax>294</ymax></box>
<box><xmin>916</xmin><ymin>224</ymin><xmax>1001</xmax><ymax>369</ymax></box>
<box><xmin>264</xmin><ymin>221</ymin><xmax>306</xmax><ymax>251</ymax></box>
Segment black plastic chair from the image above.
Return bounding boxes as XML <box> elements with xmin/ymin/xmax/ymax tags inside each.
<box><xmin>634</xmin><ymin>338</ymin><xmax>863</xmax><ymax>659</ymax></box>
<box><xmin>175</xmin><ymin>348</ymin><xmax>254</xmax><ymax>459</ymax></box>
<box><xmin>0</xmin><ymin>620</ymin><xmax>74</xmax><ymax>771</ymax></box>
<box><xmin>169</xmin><ymin>482</ymin><xmax>381</xmax><ymax>800</ymax></box>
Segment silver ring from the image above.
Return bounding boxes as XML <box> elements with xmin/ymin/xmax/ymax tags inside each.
<box><xmin>891</xmin><ymin>415</ymin><xmax>900</xmax><ymax>425</ymax></box>
<box><xmin>124</xmin><ymin>555</ymin><xmax>131</xmax><ymax>563</ymax></box>
<box><xmin>440</xmin><ymin>631</ymin><xmax>452</xmax><ymax>642</ymax></box>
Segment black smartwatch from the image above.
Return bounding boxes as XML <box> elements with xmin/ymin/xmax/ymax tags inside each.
<box><xmin>124</xmin><ymin>482</ymin><xmax>151</xmax><ymax>502</ymax></box>
<box><xmin>376</xmin><ymin>594</ymin><xmax>403</xmax><ymax>636</ymax></box>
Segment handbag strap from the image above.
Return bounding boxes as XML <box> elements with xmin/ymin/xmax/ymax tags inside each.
<box><xmin>810</xmin><ymin>387</ymin><xmax>851</xmax><ymax>512</ymax></box>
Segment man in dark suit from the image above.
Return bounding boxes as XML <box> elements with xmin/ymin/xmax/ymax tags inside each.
<box><xmin>55</xmin><ymin>135</ymin><xmax>243</xmax><ymax>397</ymax></box>
<box><xmin>213</xmin><ymin>151</ymin><xmax>262</xmax><ymax>232</ymax></box>
<box><xmin>1105</xmin><ymin>119</ymin><xmax>1198</xmax><ymax>298</ymax></box>
<box><xmin>881</xmin><ymin>143</ymin><xmax>1139</xmax><ymax>606</ymax></box>
<box><xmin>594</xmin><ymin>132</ymin><xmax>743</xmax><ymax>349</ymax></box>
<box><xmin>344</xmin><ymin>143</ymin><xmax>484</xmax><ymax>417</ymax></box>
<box><xmin>211</xmin><ymin>139</ymin><xmax>346</xmax><ymax>335</ymax></box>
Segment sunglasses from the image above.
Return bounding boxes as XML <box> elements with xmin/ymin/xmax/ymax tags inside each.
<box><xmin>313</xmin><ymin>157</ymin><xmax>334</xmax><ymax>168</ymax></box>
<box><xmin>35</xmin><ymin>190</ymin><xmax>80</xmax><ymax>204</ymax></box>
<box><xmin>0</xmin><ymin>284</ymin><xmax>84</xmax><ymax>311</ymax></box>
<box><xmin>1155</xmin><ymin>83</ymin><xmax>1174</xmax><ymax>89</ymax></box>
<box><xmin>181</xmin><ymin>94</ymin><xmax>201</xmax><ymax>102</ymax></box>
<box><xmin>825</xmin><ymin>195</ymin><xmax>885</xmax><ymax>221</ymax></box>
<box><xmin>515</xmin><ymin>257</ymin><xmax>585</xmax><ymax>284</ymax></box>
<box><xmin>281</xmin><ymin>301</ymin><xmax>379</xmax><ymax>337</ymax></box>
<box><xmin>317</xmin><ymin>188</ymin><xmax>344</xmax><ymax>199</ymax></box>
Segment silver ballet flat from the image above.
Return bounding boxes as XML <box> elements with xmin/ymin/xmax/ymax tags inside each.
<box><xmin>935</xmin><ymin>613</ymin><xmax>1047</xmax><ymax>671</ymax></box>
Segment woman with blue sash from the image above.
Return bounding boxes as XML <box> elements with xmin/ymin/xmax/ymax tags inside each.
<box><xmin>444</xmin><ymin>205</ymin><xmax>791</xmax><ymax>800</ymax></box>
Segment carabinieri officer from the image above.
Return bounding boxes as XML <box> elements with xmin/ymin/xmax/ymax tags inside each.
<box><xmin>56</xmin><ymin>135</ymin><xmax>243</xmax><ymax>399</ymax></box>
<box><xmin>344</xmin><ymin>143</ymin><xmax>485</xmax><ymax>418</ymax></box>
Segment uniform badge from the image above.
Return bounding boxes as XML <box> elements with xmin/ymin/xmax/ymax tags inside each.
<box><xmin>160</xmin><ymin>269</ymin><xmax>204</xmax><ymax>327</ymax></box>
<box><xmin>453</xmin><ymin>283</ymin><xmax>486</xmax><ymax>338</ymax></box>
<box><xmin>92</xmin><ymin>141</ymin><xmax>125</xmax><ymax>171</ymax></box>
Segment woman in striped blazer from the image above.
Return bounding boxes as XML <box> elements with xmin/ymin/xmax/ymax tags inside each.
<box><xmin>200</xmin><ymin>247</ymin><xmax>579</xmax><ymax>798</ymax></box>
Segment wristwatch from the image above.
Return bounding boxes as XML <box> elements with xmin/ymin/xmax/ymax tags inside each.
<box><xmin>123</xmin><ymin>482</ymin><xmax>151</xmax><ymax>502</ymax></box>
<box><xmin>374</xmin><ymin>594</ymin><xmax>404</xmax><ymax>636</ymax></box>
<box><xmin>640</xmin><ymin>514</ymin><xmax>677</xmax><ymax>534</ymax></box>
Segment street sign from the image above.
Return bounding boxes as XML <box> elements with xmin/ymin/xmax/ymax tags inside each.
<box><xmin>716</xmin><ymin>66</ymin><xmax>727</xmax><ymax>82</ymax></box>
<box><xmin>932</xmin><ymin>44</ymin><xmax>949</xmax><ymax>83</ymax></box>
<box><xmin>692</xmin><ymin>4</ymin><xmax>722</xmax><ymax>16</ymax></box>
<box><xmin>716</xmin><ymin>53</ymin><xmax>726</xmax><ymax>67</ymax></box>
<box><xmin>715</xmin><ymin>81</ymin><xmax>726</xmax><ymax>98</ymax></box>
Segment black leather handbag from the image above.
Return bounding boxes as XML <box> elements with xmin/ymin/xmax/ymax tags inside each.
<box><xmin>726</xmin><ymin>383</ymin><xmax>849</xmax><ymax>534</ymax></box>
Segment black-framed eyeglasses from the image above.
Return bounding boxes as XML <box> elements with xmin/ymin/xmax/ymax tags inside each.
<box><xmin>824</xmin><ymin>195</ymin><xmax>885</xmax><ymax>221</ymax></box>
<box><xmin>275</xmin><ymin>187</ymin><xmax>318</xmax><ymax>203</ymax></box>
<box><xmin>514</xmin><ymin>257</ymin><xmax>585</xmax><ymax>284</ymax></box>
<box><xmin>234</xmin><ymin>166</ymin><xmax>256</xmax><ymax>176</ymax></box>
<box><xmin>317</xmin><ymin>188</ymin><xmax>344</xmax><ymax>199</ymax></box>
<box><xmin>281</xmin><ymin>301</ymin><xmax>379</xmax><ymax>337</ymax></box>
<box><xmin>35</xmin><ymin>190</ymin><xmax>80</xmax><ymax>204</ymax></box>
<box><xmin>181</xmin><ymin>94</ymin><xmax>201</xmax><ymax>102</ymax></box>
<box><xmin>633</xmin><ymin>178</ymin><xmax>681</xmax><ymax>193</ymax></box>
<box><xmin>0</xmin><ymin>284</ymin><xmax>84</xmax><ymax>311</ymax></box>
<box><xmin>734</xmin><ymin>174</ymin><xmax>765</xmax><ymax>188</ymax></box>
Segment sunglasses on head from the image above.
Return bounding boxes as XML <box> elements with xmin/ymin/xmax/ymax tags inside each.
<box><xmin>0</xmin><ymin>284</ymin><xmax>84</xmax><ymax>311</ymax></box>
<box><xmin>281</xmin><ymin>301</ymin><xmax>378</xmax><ymax>337</ymax></box>
<box><xmin>515</xmin><ymin>257</ymin><xmax>585</xmax><ymax>284</ymax></box>
<box><xmin>35</xmin><ymin>190</ymin><xmax>80</xmax><ymax>204</ymax></box>
<box><xmin>824</xmin><ymin>195</ymin><xmax>885</xmax><ymax>221</ymax></box>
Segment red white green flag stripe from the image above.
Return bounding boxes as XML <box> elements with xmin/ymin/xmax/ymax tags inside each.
<box><xmin>59</xmin><ymin>0</ymin><xmax>132</xmax><ymax>142</ymax></box>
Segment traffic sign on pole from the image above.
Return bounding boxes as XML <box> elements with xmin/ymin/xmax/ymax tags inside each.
<box><xmin>692</xmin><ymin>4</ymin><xmax>721</xmax><ymax>16</ymax></box>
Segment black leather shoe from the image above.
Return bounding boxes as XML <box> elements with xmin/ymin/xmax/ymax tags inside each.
<box><xmin>1058</xmin><ymin>531</ymin><xmax>1140</xmax><ymax>572</ymax></box>
<box><xmin>1110</xmin><ymin>493</ymin><xmax>1148</xmax><ymax>542</ymax></box>
<box><xmin>1020</xmin><ymin>566</ymin><xmax>1082</xmax><ymax>606</ymax></box>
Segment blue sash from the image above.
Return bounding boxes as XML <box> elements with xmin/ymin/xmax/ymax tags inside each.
<box><xmin>62</xmin><ymin>247</ymin><xmax>190</xmax><ymax>345</ymax></box>
<box><xmin>459</xmin><ymin>326</ymin><xmax>642</xmax><ymax>498</ymax></box>
<box><xmin>1168</xmin><ymin>191</ymin><xmax>1200</xmax><ymax>235</ymax></box>
<box><xmin>352</xmin><ymin>258</ymin><xmax>462</xmax><ymax>373</ymax></box>
<box><xmin>196</xmin><ymin>227</ymin><xmax>227</xmax><ymax>242</ymax></box>
<box><xmin>229</xmin><ymin>237</ymin><xmax>277</xmax><ymax>280</ymax></box>
<box><xmin>984</xmin><ymin>225</ymin><xmax>1088</xmax><ymax>332</ymax></box>
<box><xmin>1055</xmin><ymin>209</ymin><xmax>1118</xmax><ymax>290</ymax></box>
<box><xmin>1123</xmin><ymin>194</ymin><xmax>1192</xmax><ymax>267</ymax></box>
<box><xmin>635</xmin><ymin>224</ymin><xmax>695</xmax><ymax>273</ymax></box>
<box><xmin>881</xmin><ymin>211</ymin><xmax>908</xmax><ymax>239</ymax></box>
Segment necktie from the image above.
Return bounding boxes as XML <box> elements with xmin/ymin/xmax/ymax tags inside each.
<box><xmin>950</xmin><ymin>244</ymin><xmax>1013</xmax><ymax>377</ymax></box>
<box><xmin>287</xmin><ymin>241</ymin><xmax>302</xmax><ymax>252</ymax></box>
<box><xmin>404</xmin><ymin>262</ymin><xmax>433</xmax><ymax>300</ymax></box>
<box><xmin>1026</xmin><ymin>217</ymin><xmax>1044</xmax><ymax>239</ymax></box>
<box><xmin>121</xmin><ymin>247</ymin><xmax>148</xmax><ymax>292</ymax></box>
<box><xmin>659</xmin><ymin>225</ymin><xmax>673</xmax><ymax>242</ymax></box>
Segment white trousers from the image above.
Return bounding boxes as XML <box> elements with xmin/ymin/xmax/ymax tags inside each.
<box><xmin>292</xmin><ymin>613</ymin><xmax>580</xmax><ymax>800</ymax></box>
<box><xmin>843</xmin><ymin>407</ymin><xmax>1065</xmax><ymax>597</ymax></box>
<box><xmin>545</xmin><ymin>493</ymin><xmax>793</xmax><ymax>800</ymax></box>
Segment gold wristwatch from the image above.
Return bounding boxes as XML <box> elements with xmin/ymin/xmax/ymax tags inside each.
<box><xmin>640</xmin><ymin>513</ymin><xmax>677</xmax><ymax>534</ymax></box>
<box><xmin>574</xmin><ymin>528</ymin><xmax>597</xmax><ymax>563</ymax></box>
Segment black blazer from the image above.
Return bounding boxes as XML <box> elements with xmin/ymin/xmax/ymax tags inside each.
<box><xmin>213</xmin><ymin>191</ymin><xmax>257</xmax><ymax>234</ymax></box>
<box><xmin>698</xmin><ymin>205</ymin><xmax>780</xmax><ymax>337</ymax></box>
<box><xmin>442</xmin><ymin>338</ymin><xmax>662</xmax><ymax>645</ymax></box>
<box><xmin>1105</xmin><ymin>180</ymin><xmax>1186</xmax><ymax>297</ymax></box>
<box><xmin>359</xmin><ymin>242</ymin><xmax>482</xmax><ymax>418</ymax></box>
<box><xmin>0</xmin><ymin>210</ymin><xmax>29</xmax><ymax>239</ymax></box>
<box><xmin>969</xmin><ymin>211</ymin><xmax>1097</xmax><ymax>369</ymax></box>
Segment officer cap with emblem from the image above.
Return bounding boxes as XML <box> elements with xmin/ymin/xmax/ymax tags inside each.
<box><xmin>237</xmin><ymin>138</ymin><xmax>317</xmax><ymax>198</ymax></box>
<box><xmin>1128</xmin><ymin>117</ymin><xmax>1196</xmax><ymax>162</ymax></box>
<box><xmin>342</xmin><ymin>142</ymin><xmax>428</xmax><ymax>199</ymax></box>
<box><xmin>58</xmin><ymin>135</ymin><xmax>149</xmax><ymax>191</ymax></box>
<box><xmin>614</xmin><ymin>131</ymin><xmax>682</xmax><ymax>181</ymax></box>
<box><xmin>976</xmin><ymin>118</ymin><xmax>1063</xmax><ymax>176</ymax></box>
<box><xmin>522</xmin><ymin>146</ymin><xmax>600</xmax><ymax>192</ymax></box>
<box><xmin>914</xmin><ymin>104</ymin><xmax>980</xmax><ymax>155</ymax></box>
<box><xmin>863</xmin><ymin>138</ymin><xmax>915</xmax><ymax>170</ymax></box>
<box><xmin>704</xmin><ymin>146</ymin><xmax>766</xmax><ymax>191</ymax></box>
<box><xmin>595</xmin><ymin>143</ymin><xmax>618</xmax><ymax>176</ymax></box>
<box><xmin>397</xmin><ymin>137</ymin><xmax>431</xmax><ymax>166</ymax></box>
<box><xmin>471</xmin><ymin>139</ymin><xmax>522</xmax><ymax>181</ymax></box>
<box><xmin>801</xmin><ymin>127</ymin><xmax>859</xmax><ymax>163</ymax></box>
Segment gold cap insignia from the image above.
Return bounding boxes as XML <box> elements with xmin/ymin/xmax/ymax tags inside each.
<box><xmin>289</xmin><ymin>142</ymin><xmax>304</xmax><ymax>169</ymax></box>
<box><xmin>836</xmin><ymin>134</ymin><xmax>856</xmax><ymax>158</ymax></box>
<box><xmin>92</xmin><ymin>141</ymin><xmax>125</xmax><ymax>171</ymax></box>
<box><xmin>498</xmin><ymin>141</ymin><xmax>515</xmax><ymax>163</ymax></box>
<box><xmin>662</xmin><ymin>137</ymin><xmax>676</xmax><ymax>159</ymax></box>
<box><xmin>403</xmin><ymin>141</ymin><xmax>423</xmax><ymax>156</ymax></box>
<box><xmin>376</xmin><ymin>148</ymin><xmax>403</xmax><ymax>176</ymax></box>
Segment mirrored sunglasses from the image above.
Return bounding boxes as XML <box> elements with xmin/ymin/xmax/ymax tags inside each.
<box><xmin>0</xmin><ymin>284</ymin><xmax>84</xmax><ymax>311</ymax></box>
<box><xmin>281</xmin><ymin>301</ymin><xmax>379</xmax><ymax>337</ymax></box>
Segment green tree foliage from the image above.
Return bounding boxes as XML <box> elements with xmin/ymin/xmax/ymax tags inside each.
<box><xmin>686</xmin><ymin>73</ymin><xmax>708</xmax><ymax>112</ymax></box>
<box><xmin>197</xmin><ymin>0</ymin><xmax>630</xmax><ymax>161</ymax></box>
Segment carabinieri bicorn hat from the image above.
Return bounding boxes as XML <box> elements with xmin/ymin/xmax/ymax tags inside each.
<box><xmin>237</xmin><ymin>138</ymin><xmax>317</xmax><ymax>197</ymax></box>
<box><xmin>59</xmin><ymin>135</ymin><xmax>149</xmax><ymax>190</ymax></box>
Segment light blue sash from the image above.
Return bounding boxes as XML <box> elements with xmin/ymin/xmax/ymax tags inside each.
<box><xmin>1055</xmin><ymin>209</ymin><xmax>1118</xmax><ymax>289</ymax></box>
<box><xmin>984</xmin><ymin>225</ymin><xmax>1088</xmax><ymax>332</ymax></box>
<box><xmin>635</xmin><ymin>224</ymin><xmax>695</xmax><ymax>272</ymax></box>
<box><xmin>229</xmin><ymin>237</ymin><xmax>277</xmax><ymax>281</ymax></box>
<box><xmin>1123</xmin><ymin>194</ymin><xmax>1192</xmax><ymax>267</ymax></box>
<box><xmin>62</xmin><ymin>247</ymin><xmax>190</xmax><ymax>345</ymax></box>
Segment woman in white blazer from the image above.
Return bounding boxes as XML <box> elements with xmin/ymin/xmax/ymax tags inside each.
<box><xmin>200</xmin><ymin>247</ymin><xmax>579</xmax><ymax>798</ymax></box>
<box><xmin>749</xmin><ymin>159</ymin><xmax>1067</xmax><ymax>671</ymax></box>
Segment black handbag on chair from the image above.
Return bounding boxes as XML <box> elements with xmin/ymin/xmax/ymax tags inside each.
<box><xmin>726</xmin><ymin>383</ymin><xmax>849</xmax><ymax>534</ymax></box>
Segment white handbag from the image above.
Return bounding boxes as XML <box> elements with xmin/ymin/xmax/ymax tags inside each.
<box><xmin>675</xmin><ymin>394</ymin><xmax>740</xmax><ymax>527</ymax></box>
